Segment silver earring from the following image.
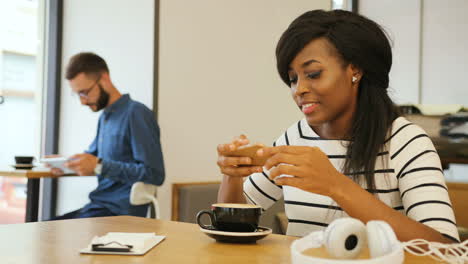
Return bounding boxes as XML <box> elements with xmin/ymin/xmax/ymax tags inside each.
<box><xmin>352</xmin><ymin>76</ymin><xmax>357</xmax><ymax>83</ymax></box>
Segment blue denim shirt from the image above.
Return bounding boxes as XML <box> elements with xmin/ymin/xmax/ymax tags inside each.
<box><xmin>82</xmin><ymin>94</ymin><xmax>165</xmax><ymax>216</ymax></box>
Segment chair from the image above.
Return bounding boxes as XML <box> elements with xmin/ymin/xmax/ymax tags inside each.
<box><xmin>446</xmin><ymin>182</ymin><xmax>468</xmax><ymax>241</ymax></box>
<box><xmin>130</xmin><ymin>182</ymin><xmax>160</xmax><ymax>219</ymax></box>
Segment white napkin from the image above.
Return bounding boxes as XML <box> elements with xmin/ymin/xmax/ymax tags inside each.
<box><xmin>80</xmin><ymin>232</ymin><xmax>165</xmax><ymax>255</ymax></box>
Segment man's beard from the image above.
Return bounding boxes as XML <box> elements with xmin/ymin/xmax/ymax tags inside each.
<box><xmin>90</xmin><ymin>84</ymin><xmax>110</xmax><ymax>112</ymax></box>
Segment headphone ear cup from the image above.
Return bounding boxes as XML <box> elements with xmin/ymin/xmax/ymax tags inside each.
<box><xmin>366</xmin><ymin>221</ymin><xmax>398</xmax><ymax>258</ymax></box>
<box><xmin>324</xmin><ymin>218</ymin><xmax>367</xmax><ymax>259</ymax></box>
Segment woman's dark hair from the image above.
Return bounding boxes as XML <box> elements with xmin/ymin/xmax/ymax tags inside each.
<box><xmin>65</xmin><ymin>52</ymin><xmax>109</xmax><ymax>80</ymax></box>
<box><xmin>276</xmin><ymin>10</ymin><xmax>400</xmax><ymax>191</ymax></box>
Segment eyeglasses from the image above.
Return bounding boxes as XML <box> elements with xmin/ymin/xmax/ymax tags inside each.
<box><xmin>77</xmin><ymin>76</ymin><xmax>101</xmax><ymax>99</ymax></box>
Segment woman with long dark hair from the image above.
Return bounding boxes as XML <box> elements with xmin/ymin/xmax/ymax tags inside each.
<box><xmin>217</xmin><ymin>9</ymin><xmax>459</xmax><ymax>243</ymax></box>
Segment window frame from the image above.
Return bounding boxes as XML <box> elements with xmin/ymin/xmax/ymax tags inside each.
<box><xmin>37</xmin><ymin>0</ymin><xmax>63</xmax><ymax>221</ymax></box>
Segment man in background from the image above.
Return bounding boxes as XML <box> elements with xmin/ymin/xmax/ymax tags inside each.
<box><xmin>50</xmin><ymin>52</ymin><xmax>165</xmax><ymax>219</ymax></box>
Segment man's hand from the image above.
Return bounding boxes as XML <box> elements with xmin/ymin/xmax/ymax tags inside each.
<box><xmin>65</xmin><ymin>153</ymin><xmax>98</xmax><ymax>176</ymax></box>
<box><xmin>43</xmin><ymin>154</ymin><xmax>65</xmax><ymax>177</ymax></box>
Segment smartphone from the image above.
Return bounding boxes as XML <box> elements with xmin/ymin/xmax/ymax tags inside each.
<box><xmin>226</xmin><ymin>144</ymin><xmax>268</xmax><ymax>166</ymax></box>
<box><xmin>92</xmin><ymin>243</ymin><xmax>133</xmax><ymax>252</ymax></box>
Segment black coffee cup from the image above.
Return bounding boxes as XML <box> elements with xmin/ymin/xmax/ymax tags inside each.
<box><xmin>15</xmin><ymin>156</ymin><xmax>34</xmax><ymax>165</ymax></box>
<box><xmin>196</xmin><ymin>203</ymin><xmax>262</xmax><ymax>232</ymax></box>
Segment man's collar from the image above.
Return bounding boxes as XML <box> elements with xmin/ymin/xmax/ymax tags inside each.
<box><xmin>104</xmin><ymin>94</ymin><xmax>130</xmax><ymax>114</ymax></box>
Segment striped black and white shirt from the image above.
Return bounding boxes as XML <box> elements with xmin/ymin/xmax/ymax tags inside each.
<box><xmin>244</xmin><ymin>117</ymin><xmax>460</xmax><ymax>242</ymax></box>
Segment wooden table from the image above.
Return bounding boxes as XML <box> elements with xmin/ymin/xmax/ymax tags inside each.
<box><xmin>0</xmin><ymin>168</ymin><xmax>57</xmax><ymax>222</ymax></box>
<box><xmin>0</xmin><ymin>216</ymin><xmax>441</xmax><ymax>263</ymax></box>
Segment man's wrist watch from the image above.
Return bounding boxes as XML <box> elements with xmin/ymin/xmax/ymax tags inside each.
<box><xmin>94</xmin><ymin>158</ymin><xmax>103</xmax><ymax>175</ymax></box>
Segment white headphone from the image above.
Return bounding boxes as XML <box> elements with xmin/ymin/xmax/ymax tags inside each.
<box><xmin>292</xmin><ymin>217</ymin><xmax>468</xmax><ymax>263</ymax></box>
<box><xmin>291</xmin><ymin>218</ymin><xmax>404</xmax><ymax>264</ymax></box>
<box><xmin>323</xmin><ymin>218</ymin><xmax>398</xmax><ymax>259</ymax></box>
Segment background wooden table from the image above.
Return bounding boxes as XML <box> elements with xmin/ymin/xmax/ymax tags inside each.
<box><xmin>0</xmin><ymin>168</ymin><xmax>80</xmax><ymax>222</ymax></box>
<box><xmin>0</xmin><ymin>167</ymin><xmax>55</xmax><ymax>179</ymax></box>
<box><xmin>0</xmin><ymin>216</ymin><xmax>441</xmax><ymax>263</ymax></box>
<box><xmin>0</xmin><ymin>168</ymin><xmax>56</xmax><ymax>222</ymax></box>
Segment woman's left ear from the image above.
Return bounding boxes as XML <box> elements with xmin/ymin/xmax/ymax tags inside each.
<box><xmin>349</xmin><ymin>64</ymin><xmax>362</xmax><ymax>84</ymax></box>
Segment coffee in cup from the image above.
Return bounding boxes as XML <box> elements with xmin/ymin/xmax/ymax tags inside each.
<box><xmin>196</xmin><ymin>203</ymin><xmax>262</xmax><ymax>232</ymax></box>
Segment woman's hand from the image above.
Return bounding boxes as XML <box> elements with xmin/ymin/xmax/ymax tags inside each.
<box><xmin>217</xmin><ymin>135</ymin><xmax>264</xmax><ymax>177</ymax></box>
<box><xmin>259</xmin><ymin>146</ymin><xmax>346</xmax><ymax>197</ymax></box>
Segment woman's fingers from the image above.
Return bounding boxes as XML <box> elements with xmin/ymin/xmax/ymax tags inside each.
<box><xmin>269</xmin><ymin>164</ymin><xmax>301</xmax><ymax>180</ymax></box>
<box><xmin>217</xmin><ymin>135</ymin><xmax>266</xmax><ymax>177</ymax></box>
<box><xmin>274</xmin><ymin>175</ymin><xmax>302</xmax><ymax>188</ymax></box>
<box><xmin>263</xmin><ymin>152</ymin><xmax>301</xmax><ymax>170</ymax></box>
<box><xmin>217</xmin><ymin>156</ymin><xmax>252</xmax><ymax>167</ymax></box>
<box><xmin>232</xmin><ymin>134</ymin><xmax>249</xmax><ymax>147</ymax></box>
<box><xmin>217</xmin><ymin>135</ymin><xmax>250</xmax><ymax>155</ymax></box>
<box><xmin>221</xmin><ymin>166</ymin><xmax>262</xmax><ymax>177</ymax></box>
<box><xmin>217</xmin><ymin>143</ymin><xmax>234</xmax><ymax>154</ymax></box>
<box><xmin>218</xmin><ymin>155</ymin><xmax>263</xmax><ymax>177</ymax></box>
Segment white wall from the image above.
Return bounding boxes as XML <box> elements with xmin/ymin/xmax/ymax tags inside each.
<box><xmin>360</xmin><ymin>0</ymin><xmax>468</xmax><ymax>183</ymax></box>
<box><xmin>56</xmin><ymin>0</ymin><xmax>331</xmax><ymax>218</ymax></box>
<box><xmin>57</xmin><ymin>0</ymin><xmax>154</xmax><ymax>215</ymax></box>
<box><xmin>157</xmin><ymin>0</ymin><xmax>331</xmax><ymax>220</ymax></box>
<box><xmin>360</xmin><ymin>0</ymin><xmax>468</xmax><ymax>104</ymax></box>
<box><xmin>359</xmin><ymin>0</ymin><xmax>421</xmax><ymax>104</ymax></box>
<box><xmin>420</xmin><ymin>0</ymin><xmax>468</xmax><ymax>182</ymax></box>
<box><xmin>421</xmin><ymin>0</ymin><xmax>468</xmax><ymax>104</ymax></box>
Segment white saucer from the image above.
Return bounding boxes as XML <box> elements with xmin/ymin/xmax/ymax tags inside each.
<box><xmin>200</xmin><ymin>226</ymin><xmax>272</xmax><ymax>243</ymax></box>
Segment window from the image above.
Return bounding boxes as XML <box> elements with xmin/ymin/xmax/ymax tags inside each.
<box><xmin>0</xmin><ymin>0</ymin><xmax>45</xmax><ymax>224</ymax></box>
